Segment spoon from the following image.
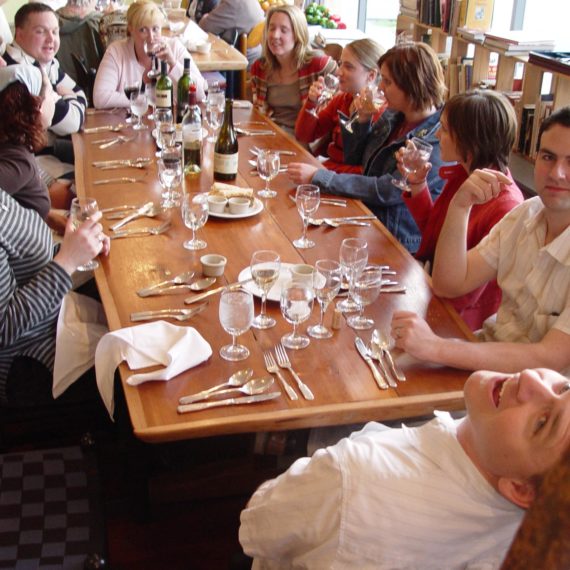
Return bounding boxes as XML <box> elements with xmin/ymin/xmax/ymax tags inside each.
<box><xmin>178</xmin><ymin>376</ymin><xmax>274</xmax><ymax>404</ymax></box>
<box><xmin>179</xmin><ymin>368</ymin><xmax>254</xmax><ymax>404</ymax></box>
<box><xmin>137</xmin><ymin>271</ymin><xmax>196</xmax><ymax>297</ymax></box>
<box><xmin>189</xmin><ymin>277</ymin><xmax>217</xmax><ymax>291</ymax></box>
<box><xmin>372</xmin><ymin>329</ymin><xmax>406</xmax><ymax>382</ymax></box>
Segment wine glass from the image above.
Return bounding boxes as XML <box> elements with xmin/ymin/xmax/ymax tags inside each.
<box><xmin>342</xmin><ymin>84</ymin><xmax>385</xmax><ymax>134</ymax></box>
<box><xmin>69</xmin><ymin>197</ymin><xmax>100</xmax><ymax>272</ymax></box>
<box><xmin>129</xmin><ymin>88</ymin><xmax>148</xmax><ymax>130</ymax></box>
<box><xmin>123</xmin><ymin>84</ymin><xmax>139</xmax><ymax>123</ymax></box>
<box><xmin>337</xmin><ymin>237</ymin><xmax>368</xmax><ymax>312</ymax></box>
<box><xmin>158</xmin><ymin>146</ymin><xmax>182</xmax><ymax>208</ymax></box>
<box><xmin>154</xmin><ymin>107</ymin><xmax>174</xmax><ymax>152</ymax></box>
<box><xmin>206</xmin><ymin>88</ymin><xmax>225</xmax><ymax>142</ymax></box>
<box><xmin>219</xmin><ymin>288</ymin><xmax>254</xmax><ymax>361</ymax></box>
<box><xmin>346</xmin><ymin>265</ymin><xmax>384</xmax><ymax>330</ymax></box>
<box><xmin>307</xmin><ymin>73</ymin><xmax>339</xmax><ymax>117</ymax></box>
<box><xmin>144</xmin><ymin>41</ymin><xmax>161</xmax><ymax>79</ymax></box>
<box><xmin>293</xmin><ymin>184</ymin><xmax>320</xmax><ymax>249</ymax></box>
<box><xmin>250</xmin><ymin>250</ymin><xmax>281</xmax><ymax>330</ymax></box>
<box><xmin>308</xmin><ymin>259</ymin><xmax>342</xmax><ymax>339</ymax></box>
<box><xmin>280</xmin><ymin>280</ymin><xmax>314</xmax><ymax>350</ymax></box>
<box><xmin>256</xmin><ymin>150</ymin><xmax>280</xmax><ymax>199</ymax></box>
<box><xmin>181</xmin><ymin>192</ymin><xmax>208</xmax><ymax>250</ymax></box>
<box><xmin>391</xmin><ymin>137</ymin><xmax>434</xmax><ymax>191</ymax></box>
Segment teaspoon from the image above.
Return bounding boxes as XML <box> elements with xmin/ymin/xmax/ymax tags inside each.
<box><xmin>189</xmin><ymin>277</ymin><xmax>217</xmax><ymax>291</ymax></box>
<box><xmin>178</xmin><ymin>377</ymin><xmax>274</xmax><ymax>404</ymax></box>
<box><xmin>179</xmin><ymin>368</ymin><xmax>254</xmax><ymax>404</ymax></box>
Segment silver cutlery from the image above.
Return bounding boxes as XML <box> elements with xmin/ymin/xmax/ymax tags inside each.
<box><xmin>274</xmin><ymin>344</ymin><xmax>314</xmax><ymax>400</ymax></box>
<box><xmin>130</xmin><ymin>302</ymin><xmax>208</xmax><ymax>322</ymax></box>
<box><xmin>98</xmin><ymin>161</ymin><xmax>150</xmax><ymax>170</ymax></box>
<box><xmin>288</xmin><ymin>194</ymin><xmax>346</xmax><ymax>207</ymax></box>
<box><xmin>94</xmin><ymin>176</ymin><xmax>145</xmax><ymax>186</ymax></box>
<box><xmin>184</xmin><ymin>278</ymin><xmax>254</xmax><ymax>305</ymax></box>
<box><xmin>366</xmin><ymin>340</ymin><xmax>397</xmax><ymax>389</ymax></box>
<box><xmin>236</xmin><ymin>127</ymin><xmax>275</xmax><ymax>136</ymax></box>
<box><xmin>86</xmin><ymin>108</ymin><xmax>119</xmax><ymax>115</ymax></box>
<box><xmin>177</xmin><ymin>391</ymin><xmax>281</xmax><ymax>414</ymax></box>
<box><xmin>111</xmin><ymin>221</ymin><xmax>171</xmax><ymax>239</ymax></box>
<box><xmin>355</xmin><ymin>337</ymin><xmax>388</xmax><ymax>390</ymax></box>
<box><xmin>326</xmin><ymin>219</ymin><xmax>370</xmax><ymax>228</ymax></box>
<box><xmin>250</xmin><ymin>146</ymin><xmax>296</xmax><ymax>156</ymax></box>
<box><xmin>93</xmin><ymin>158</ymin><xmax>151</xmax><ymax>168</ymax></box>
<box><xmin>249</xmin><ymin>168</ymin><xmax>288</xmax><ymax>176</ymax></box>
<box><xmin>178</xmin><ymin>376</ymin><xmax>274</xmax><ymax>404</ymax></box>
<box><xmin>99</xmin><ymin>135</ymin><xmax>134</xmax><ymax>149</ymax></box>
<box><xmin>336</xmin><ymin>284</ymin><xmax>406</xmax><ymax>297</ymax></box>
<box><xmin>84</xmin><ymin>123</ymin><xmax>127</xmax><ymax>134</ymax></box>
<box><xmin>236</xmin><ymin>121</ymin><xmax>267</xmax><ymax>127</ymax></box>
<box><xmin>101</xmin><ymin>202</ymin><xmax>148</xmax><ymax>214</ymax></box>
<box><xmin>179</xmin><ymin>369</ymin><xmax>254</xmax><ymax>405</ymax></box>
<box><xmin>137</xmin><ymin>270</ymin><xmax>196</xmax><ymax>297</ymax></box>
<box><xmin>264</xmin><ymin>351</ymin><xmax>298</xmax><ymax>401</ymax></box>
<box><xmin>110</xmin><ymin>202</ymin><xmax>153</xmax><ymax>230</ymax></box>
<box><xmin>372</xmin><ymin>329</ymin><xmax>406</xmax><ymax>382</ymax></box>
<box><xmin>309</xmin><ymin>215</ymin><xmax>376</xmax><ymax>226</ymax></box>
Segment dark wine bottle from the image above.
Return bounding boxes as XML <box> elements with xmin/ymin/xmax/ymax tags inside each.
<box><xmin>176</xmin><ymin>58</ymin><xmax>192</xmax><ymax>123</ymax></box>
<box><xmin>213</xmin><ymin>99</ymin><xmax>238</xmax><ymax>182</ymax></box>
<box><xmin>155</xmin><ymin>60</ymin><xmax>173</xmax><ymax>110</ymax></box>
<box><xmin>182</xmin><ymin>84</ymin><xmax>202</xmax><ymax>176</ymax></box>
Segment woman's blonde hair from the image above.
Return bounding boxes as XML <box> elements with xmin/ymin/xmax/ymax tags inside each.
<box><xmin>127</xmin><ymin>0</ymin><xmax>164</xmax><ymax>31</ymax></box>
<box><xmin>344</xmin><ymin>38</ymin><xmax>385</xmax><ymax>74</ymax></box>
<box><xmin>261</xmin><ymin>4</ymin><xmax>313</xmax><ymax>74</ymax></box>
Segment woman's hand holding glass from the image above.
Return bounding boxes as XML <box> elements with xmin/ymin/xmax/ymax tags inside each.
<box><xmin>181</xmin><ymin>193</ymin><xmax>208</xmax><ymax>250</ymax></box>
<box><xmin>293</xmin><ymin>184</ymin><xmax>320</xmax><ymax>249</ymax></box>
<box><xmin>337</xmin><ymin>237</ymin><xmax>368</xmax><ymax>313</ymax></box>
<box><xmin>308</xmin><ymin>260</ymin><xmax>342</xmax><ymax>339</ymax></box>
<box><xmin>342</xmin><ymin>84</ymin><xmax>385</xmax><ymax>134</ymax></box>
<box><xmin>280</xmin><ymin>281</ymin><xmax>314</xmax><ymax>350</ymax></box>
<box><xmin>346</xmin><ymin>265</ymin><xmax>384</xmax><ymax>330</ymax></box>
<box><xmin>307</xmin><ymin>74</ymin><xmax>339</xmax><ymax>118</ymax></box>
<box><xmin>250</xmin><ymin>250</ymin><xmax>281</xmax><ymax>330</ymax></box>
<box><xmin>219</xmin><ymin>288</ymin><xmax>254</xmax><ymax>361</ymax></box>
<box><xmin>392</xmin><ymin>137</ymin><xmax>433</xmax><ymax>191</ymax></box>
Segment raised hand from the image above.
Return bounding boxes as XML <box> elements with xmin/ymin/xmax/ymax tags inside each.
<box><xmin>452</xmin><ymin>168</ymin><xmax>512</xmax><ymax>209</ymax></box>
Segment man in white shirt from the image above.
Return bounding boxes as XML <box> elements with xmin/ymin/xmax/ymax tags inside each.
<box><xmin>240</xmin><ymin>368</ymin><xmax>570</xmax><ymax>569</ymax></box>
<box><xmin>390</xmin><ymin>106</ymin><xmax>570</xmax><ymax>374</ymax></box>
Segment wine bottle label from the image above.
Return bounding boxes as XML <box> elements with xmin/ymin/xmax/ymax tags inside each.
<box><xmin>156</xmin><ymin>89</ymin><xmax>172</xmax><ymax>108</ymax></box>
<box><xmin>183</xmin><ymin>124</ymin><xmax>202</xmax><ymax>143</ymax></box>
<box><xmin>214</xmin><ymin>152</ymin><xmax>238</xmax><ymax>175</ymax></box>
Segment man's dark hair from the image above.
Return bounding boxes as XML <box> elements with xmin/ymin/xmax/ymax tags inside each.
<box><xmin>14</xmin><ymin>3</ymin><xmax>55</xmax><ymax>29</ymax></box>
<box><xmin>538</xmin><ymin>106</ymin><xmax>570</xmax><ymax>149</ymax></box>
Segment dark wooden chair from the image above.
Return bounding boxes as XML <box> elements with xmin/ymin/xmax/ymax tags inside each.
<box><xmin>71</xmin><ymin>53</ymin><xmax>97</xmax><ymax>107</ymax></box>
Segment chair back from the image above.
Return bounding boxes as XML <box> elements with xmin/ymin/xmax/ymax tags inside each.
<box><xmin>323</xmin><ymin>42</ymin><xmax>343</xmax><ymax>64</ymax></box>
<box><xmin>247</xmin><ymin>20</ymin><xmax>265</xmax><ymax>49</ymax></box>
<box><xmin>99</xmin><ymin>10</ymin><xmax>128</xmax><ymax>48</ymax></box>
<box><xmin>71</xmin><ymin>53</ymin><xmax>97</xmax><ymax>106</ymax></box>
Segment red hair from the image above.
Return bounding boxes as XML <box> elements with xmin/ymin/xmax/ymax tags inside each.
<box><xmin>0</xmin><ymin>82</ymin><xmax>46</xmax><ymax>152</ymax></box>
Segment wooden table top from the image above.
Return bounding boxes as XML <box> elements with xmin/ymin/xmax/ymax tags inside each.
<box><xmin>191</xmin><ymin>33</ymin><xmax>248</xmax><ymax>72</ymax></box>
<box><xmin>73</xmin><ymin>107</ymin><xmax>474</xmax><ymax>443</ymax></box>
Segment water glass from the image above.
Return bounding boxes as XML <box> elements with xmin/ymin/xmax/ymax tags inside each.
<box><xmin>250</xmin><ymin>250</ymin><xmax>281</xmax><ymax>330</ymax></box>
<box><xmin>307</xmin><ymin>73</ymin><xmax>339</xmax><ymax>117</ymax></box>
<box><xmin>181</xmin><ymin>193</ymin><xmax>208</xmax><ymax>250</ymax></box>
<box><xmin>391</xmin><ymin>137</ymin><xmax>433</xmax><ymax>191</ymax></box>
<box><xmin>158</xmin><ymin>146</ymin><xmax>182</xmax><ymax>208</ymax></box>
<box><xmin>256</xmin><ymin>150</ymin><xmax>280</xmax><ymax>199</ymax></box>
<box><xmin>280</xmin><ymin>280</ymin><xmax>314</xmax><ymax>350</ymax></box>
<box><xmin>129</xmin><ymin>89</ymin><xmax>148</xmax><ymax>130</ymax></box>
<box><xmin>206</xmin><ymin>88</ymin><xmax>225</xmax><ymax>142</ymax></box>
<box><xmin>342</xmin><ymin>84</ymin><xmax>385</xmax><ymax>134</ymax></box>
<box><xmin>337</xmin><ymin>237</ymin><xmax>368</xmax><ymax>312</ymax></box>
<box><xmin>293</xmin><ymin>184</ymin><xmax>320</xmax><ymax>249</ymax></box>
<box><xmin>219</xmin><ymin>288</ymin><xmax>254</xmax><ymax>361</ymax></box>
<box><xmin>123</xmin><ymin>84</ymin><xmax>138</xmax><ymax>123</ymax></box>
<box><xmin>69</xmin><ymin>197</ymin><xmax>100</xmax><ymax>271</ymax></box>
<box><xmin>308</xmin><ymin>259</ymin><xmax>342</xmax><ymax>339</ymax></box>
<box><xmin>347</xmin><ymin>265</ymin><xmax>384</xmax><ymax>330</ymax></box>
<box><xmin>144</xmin><ymin>41</ymin><xmax>161</xmax><ymax>79</ymax></box>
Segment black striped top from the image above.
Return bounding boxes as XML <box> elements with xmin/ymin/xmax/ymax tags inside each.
<box><xmin>0</xmin><ymin>190</ymin><xmax>71</xmax><ymax>402</ymax></box>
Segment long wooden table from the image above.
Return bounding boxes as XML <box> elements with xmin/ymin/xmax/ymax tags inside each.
<box><xmin>191</xmin><ymin>33</ymin><xmax>248</xmax><ymax>72</ymax></box>
<box><xmin>73</xmin><ymin>107</ymin><xmax>474</xmax><ymax>443</ymax></box>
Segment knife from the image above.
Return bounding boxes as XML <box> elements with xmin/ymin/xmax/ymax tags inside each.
<box><xmin>83</xmin><ymin>123</ymin><xmax>126</xmax><ymax>134</ymax></box>
<box><xmin>94</xmin><ymin>177</ymin><xmax>144</xmax><ymax>185</ymax></box>
<box><xmin>137</xmin><ymin>271</ymin><xmax>195</xmax><ymax>297</ymax></box>
<box><xmin>130</xmin><ymin>302</ymin><xmax>208</xmax><ymax>322</ymax></box>
<box><xmin>287</xmin><ymin>194</ymin><xmax>347</xmax><ymax>207</ymax></box>
<box><xmin>177</xmin><ymin>391</ymin><xmax>281</xmax><ymax>414</ymax></box>
<box><xmin>355</xmin><ymin>337</ymin><xmax>388</xmax><ymax>390</ymax></box>
<box><xmin>184</xmin><ymin>278</ymin><xmax>254</xmax><ymax>305</ymax></box>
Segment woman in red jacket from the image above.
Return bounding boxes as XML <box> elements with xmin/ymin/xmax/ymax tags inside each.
<box><xmin>295</xmin><ymin>38</ymin><xmax>386</xmax><ymax>174</ymax></box>
<box><xmin>399</xmin><ymin>89</ymin><xmax>524</xmax><ymax>330</ymax></box>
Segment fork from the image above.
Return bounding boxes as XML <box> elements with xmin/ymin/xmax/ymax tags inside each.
<box><xmin>264</xmin><ymin>351</ymin><xmax>298</xmax><ymax>400</ymax></box>
<box><xmin>130</xmin><ymin>302</ymin><xmax>208</xmax><ymax>322</ymax></box>
<box><xmin>274</xmin><ymin>344</ymin><xmax>314</xmax><ymax>400</ymax></box>
<box><xmin>110</xmin><ymin>221</ymin><xmax>171</xmax><ymax>239</ymax></box>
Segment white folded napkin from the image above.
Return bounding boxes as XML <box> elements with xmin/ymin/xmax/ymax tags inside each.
<box><xmin>94</xmin><ymin>321</ymin><xmax>212</xmax><ymax>417</ymax></box>
<box><xmin>183</xmin><ymin>19</ymin><xmax>208</xmax><ymax>50</ymax></box>
<box><xmin>53</xmin><ymin>291</ymin><xmax>109</xmax><ymax>399</ymax></box>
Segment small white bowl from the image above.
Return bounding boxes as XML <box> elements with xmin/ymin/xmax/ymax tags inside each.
<box><xmin>196</xmin><ymin>42</ymin><xmax>212</xmax><ymax>54</ymax></box>
<box><xmin>200</xmin><ymin>254</ymin><xmax>227</xmax><ymax>277</ymax></box>
<box><xmin>207</xmin><ymin>195</ymin><xmax>227</xmax><ymax>213</ymax></box>
<box><xmin>228</xmin><ymin>197</ymin><xmax>250</xmax><ymax>215</ymax></box>
<box><xmin>289</xmin><ymin>264</ymin><xmax>314</xmax><ymax>286</ymax></box>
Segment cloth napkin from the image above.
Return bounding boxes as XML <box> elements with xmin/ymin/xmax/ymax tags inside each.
<box><xmin>182</xmin><ymin>19</ymin><xmax>208</xmax><ymax>50</ymax></box>
<box><xmin>94</xmin><ymin>321</ymin><xmax>212</xmax><ymax>417</ymax></box>
<box><xmin>53</xmin><ymin>291</ymin><xmax>109</xmax><ymax>399</ymax></box>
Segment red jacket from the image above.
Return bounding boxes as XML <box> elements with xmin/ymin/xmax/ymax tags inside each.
<box><xmin>404</xmin><ymin>163</ymin><xmax>524</xmax><ymax>330</ymax></box>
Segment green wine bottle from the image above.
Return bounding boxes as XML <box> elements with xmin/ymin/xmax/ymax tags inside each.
<box><xmin>182</xmin><ymin>84</ymin><xmax>202</xmax><ymax>176</ymax></box>
<box><xmin>213</xmin><ymin>99</ymin><xmax>238</xmax><ymax>182</ymax></box>
<box><xmin>177</xmin><ymin>58</ymin><xmax>192</xmax><ymax>123</ymax></box>
<box><xmin>155</xmin><ymin>60</ymin><xmax>173</xmax><ymax>111</ymax></box>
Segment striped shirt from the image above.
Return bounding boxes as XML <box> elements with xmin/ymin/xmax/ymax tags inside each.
<box><xmin>476</xmin><ymin>196</ymin><xmax>570</xmax><ymax>344</ymax></box>
<box><xmin>0</xmin><ymin>190</ymin><xmax>71</xmax><ymax>402</ymax></box>
<box><xmin>240</xmin><ymin>414</ymin><xmax>523</xmax><ymax>569</ymax></box>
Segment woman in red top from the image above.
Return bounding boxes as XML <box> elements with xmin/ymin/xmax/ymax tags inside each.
<box><xmin>399</xmin><ymin>89</ymin><xmax>524</xmax><ymax>330</ymax></box>
<box><xmin>294</xmin><ymin>38</ymin><xmax>385</xmax><ymax>174</ymax></box>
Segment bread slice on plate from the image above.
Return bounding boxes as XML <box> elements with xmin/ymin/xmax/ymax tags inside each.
<box><xmin>209</xmin><ymin>183</ymin><xmax>255</xmax><ymax>205</ymax></box>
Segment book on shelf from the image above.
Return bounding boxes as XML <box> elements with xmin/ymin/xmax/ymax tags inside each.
<box><xmin>457</xmin><ymin>26</ymin><xmax>485</xmax><ymax>42</ymax></box>
<box><xmin>483</xmin><ymin>31</ymin><xmax>555</xmax><ymax>53</ymax></box>
<box><xmin>517</xmin><ymin>104</ymin><xmax>535</xmax><ymax>156</ymax></box>
<box><xmin>461</xmin><ymin>0</ymin><xmax>494</xmax><ymax>31</ymax></box>
<box><xmin>528</xmin><ymin>51</ymin><xmax>570</xmax><ymax>76</ymax></box>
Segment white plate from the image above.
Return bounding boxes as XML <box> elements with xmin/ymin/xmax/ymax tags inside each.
<box><xmin>209</xmin><ymin>198</ymin><xmax>264</xmax><ymax>219</ymax></box>
<box><xmin>238</xmin><ymin>263</ymin><xmax>297</xmax><ymax>302</ymax></box>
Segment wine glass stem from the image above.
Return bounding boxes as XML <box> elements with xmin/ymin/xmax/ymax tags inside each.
<box><xmin>191</xmin><ymin>227</ymin><xmax>197</xmax><ymax>243</ymax></box>
<box><xmin>302</xmin><ymin>218</ymin><xmax>309</xmax><ymax>241</ymax></box>
<box><xmin>231</xmin><ymin>333</ymin><xmax>238</xmax><ymax>349</ymax></box>
<box><xmin>319</xmin><ymin>300</ymin><xmax>326</xmax><ymax>328</ymax></box>
<box><xmin>265</xmin><ymin>180</ymin><xmax>270</xmax><ymax>194</ymax></box>
<box><xmin>260</xmin><ymin>292</ymin><xmax>267</xmax><ymax>318</ymax></box>
<box><xmin>292</xmin><ymin>322</ymin><xmax>298</xmax><ymax>340</ymax></box>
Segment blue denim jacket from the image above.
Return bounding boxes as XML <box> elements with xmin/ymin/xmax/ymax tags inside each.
<box><xmin>312</xmin><ymin>109</ymin><xmax>446</xmax><ymax>254</ymax></box>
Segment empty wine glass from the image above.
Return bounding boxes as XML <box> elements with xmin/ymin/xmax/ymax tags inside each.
<box><xmin>154</xmin><ymin>107</ymin><xmax>174</xmax><ymax>151</ymax></box>
<box><xmin>250</xmin><ymin>250</ymin><xmax>281</xmax><ymax>330</ymax></box>
<box><xmin>342</xmin><ymin>84</ymin><xmax>385</xmax><ymax>134</ymax></box>
<box><xmin>392</xmin><ymin>137</ymin><xmax>434</xmax><ymax>191</ymax></box>
<box><xmin>337</xmin><ymin>237</ymin><xmax>368</xmax><ymax>312</ymax></box>
<box><xmin>307</xmin><ymin>73</ymin><xmax>339</xmax><ymax>117</ymax></box>
<box><xmin>293</xmin><ymin>184</ymin><xmax>320</xmax><ymax>249</ymax></box>
<box><xmin>206</xmin><ymin>88</ymin><xmax>225</xmax><ymax>142</ymax></box>
<box><xmin>346</xmin><ymin>265</ymin><xmax>384</xmax><ymax>330</ymax></box>
<box><xmin>123</xmin><ymin>84</ymin><xmax>138</xmax><ymax>123</ymax></box>
<box><xmin>219</xmin><ymin>288</ymin><xmax>254</xmax><ymax>361</ymax></box>
<box><xmin>144</xmin><ymin>40</ymin><xmax>161</xmax><ymax>79</ymax></box>
<box><xmin>158</xmin><ymin>146</ymin><xmax>182</xmax><ymax>208</ymax></box>
<box><xmin>69</xmin><ymin>197</ymin><xmax>100</xmax><ymax>271</ymax></box>
<box><xmin>181</xmin><ymin>192</ymin><xmax>208</xmax><ymax>250</ymax></box>
<box><xmin>280</xmin><ymin>280</ymin><xmax>314</xmax><ymax>350</ymax></box>
<box><xmin>256</xmin><ymin>150</ymin><xmax>280</xmax><ymax>199</ymax></box>
<box><xmin>308</xmin><ymin>259</ymin><xmax>342</xmax><ymax>339</ymax></box>
<box><xmin>129</xmin><ymin>88</ymin><xmax>148</xmax><ymax>130</ymax></box>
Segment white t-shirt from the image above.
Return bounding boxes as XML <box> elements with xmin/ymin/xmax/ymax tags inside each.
<box><xmin>240</xmin><ymin>413</ymin><xmax>523</xmax><ymax>569</ymax></box>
